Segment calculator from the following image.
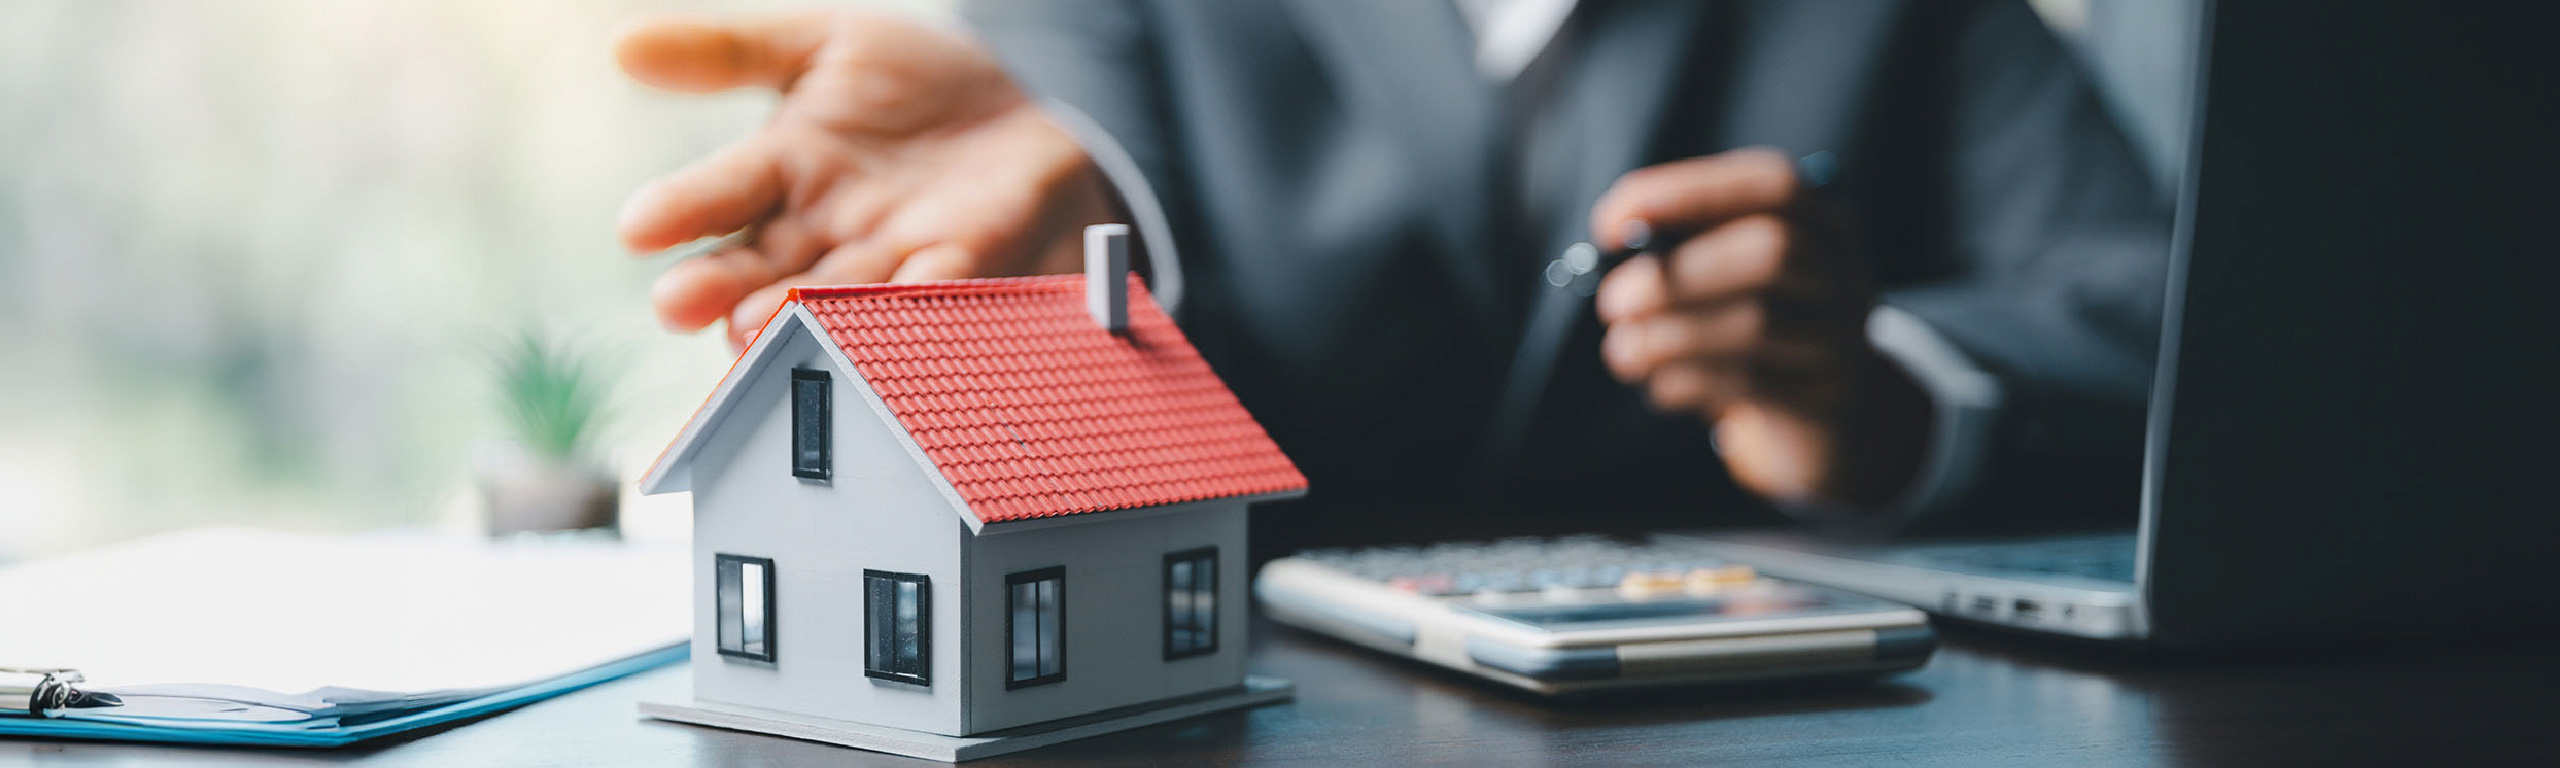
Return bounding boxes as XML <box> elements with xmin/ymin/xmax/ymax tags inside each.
<box><xmin>1255</xmin><ymin>535</ymin><xmax>1935</xmax><ymax>694</ymax></box>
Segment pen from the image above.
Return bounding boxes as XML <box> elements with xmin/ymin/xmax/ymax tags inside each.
<box><xmin>1480</xmin><ymin>151</ymin><xmax>1838</xmax><ymax>476</ymax></box>
<box><xmin>1539</xmin><ymin>151</ymin><xmax>1837</xmax><ymax>292</ymax></box>
<box><xmin>1593</xmin><ymin>218</ymin><xmax>1657</xmax><ymax>275</ymax></box>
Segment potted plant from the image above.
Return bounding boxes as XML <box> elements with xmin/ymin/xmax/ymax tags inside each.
<box><xmin>476</xmin><ymin>330</ymin><xmax>619</xmax><ymax>537</ymax></box>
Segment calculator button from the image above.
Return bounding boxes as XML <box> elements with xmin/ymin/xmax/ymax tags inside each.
<box><xmin>1618</xmin><ymin>571</ymin><xmax>1689</xmax><ymax>596</ymax></box>
<box><xmin>1684</xmin><ymin>565</ymin><xmax>1757</xmax><ymax>592</ymax></box>
<box><xmin>1527</xmin><ymin>569</ymin><xmax>1567</xmax><ymax>589</ymax></box>
<box><xmin>1476</xmin><ymin>573</ymin><xmax>1532</xmax><ymax>594</ymax></box>
<box><xmin>1386</xmin><ymin>574</ymin><xmax>1461</xmax><ymax>596</ymax></box>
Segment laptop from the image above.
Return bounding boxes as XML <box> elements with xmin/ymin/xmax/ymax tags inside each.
<box><xmin>1675</xmin><ymin>1</ymin><xmax>2560</xmax><ymax>649</ymax></box>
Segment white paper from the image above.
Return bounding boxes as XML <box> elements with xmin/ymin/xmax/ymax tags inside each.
<box><xmin>0</xmin><ymin>527</ymin><xmax>687</xmax><ymax>696</ymax></box>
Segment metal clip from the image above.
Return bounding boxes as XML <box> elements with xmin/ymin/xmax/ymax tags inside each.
<box><xmin>1</xmin><ymin>666</ymin><xmax>85</xmax><ymax>718</ymax></box>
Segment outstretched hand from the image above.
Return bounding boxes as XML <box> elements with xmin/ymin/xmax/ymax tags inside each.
<box><xmin>1587</xmin><ymin>149</ymin><xmax>1932</xmax><ymax>510</ymax></box>
<box><xmin>616</xmin><ymin>12</ymin><xmax>1119</xmax><ymax>348</ymax></box>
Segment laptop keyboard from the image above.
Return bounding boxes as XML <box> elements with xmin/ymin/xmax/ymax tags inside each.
<box><xmin>1907</xmin><ymin>536</ymin><xmax>2138</xmax><ymax>583</ymax></box>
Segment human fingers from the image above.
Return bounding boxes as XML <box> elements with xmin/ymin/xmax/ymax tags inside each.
<box><xmin>876</xmin><ymin>190</ymin><xmax>1072</xmax><ymax>282</ymax></box>
<box><xmin>1640</xmin><ymin>361</ymin><xmax>1745</xmax><ymax>416</ymax></box>
<box><xmin>1601</xmin><ymin>302</ymin><xmax>1763</xmax><ymax>381</ymax></box>
<box><xmin>648</xmin><ymin>211</ymin><xmax>837</xmax><ymax>332</ymax></box>
<box><xmin>885</xmin><ymin>242</ymin><xmax>988</xmax><ymax>283</ymax></box>
<box><xmin>1593</xmin><ymin>253</ymin><xmax>1673</xmax><ymax>324</ymax></box>
<box><xmin>1587</xmin><ymin>148</ymin><xmax>1799</xmax><ymax>251</ymax></box>
<box><xmin>875</xmin><ymin>137</ymin><xmax>1113</xmax><ymax>282</ymax></box>
<box><xmin>1657</xmin><ymin>213</ymin><xmax>1793</xmax><ymax>305</ymax></box>
<box><xmin>613</xmin><ymin>12</ymin><xmax>835</xmax><ymax>93</ymax></box>
<box><xmin>654</xmin><ymin>247</ymin><xmax>789</xmax><ymax>332</ymax></box>
<box><xmin>618</xmin><ymin>134</ymin><xmax>788</xmax><ymax>253</ymax></box>
<box><xmin>718</xmin><ymin>237</ymin><xmax>910</xmax><ymax>341</ymax></box>
<box><xmin>1712</xmin><ymin>403</ymin><xmax>1826</xmax><ymax>501</ymax></box>
<box><xmin>741</xmin><ymin>215</ymin><xmax>832</xmax><ymax>277</ymax></box>
<box><xmin>725</xmin><ymin>278</ymin><xmax>804</xmax><ymax>351</ymax></box>
<box><xmin>776</xmin><ymin>16</ymin><xmax>1023</xmax><ymax>137</ymax></box>
<box><xmin>1597</xmin><ymin>212</ymin><xmax>1804</xmax><ymax>321</ymax></box>
<box><xmin>1604</xmin><ymin>301</ymin><xmax>1844</xmax><ymax>383</ymax></box>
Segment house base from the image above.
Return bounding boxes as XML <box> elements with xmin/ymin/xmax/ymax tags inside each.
<box><xmin>638</xmin><ymin>676</ymin><xmax>1294</xmax><ymax>762</ymax></box>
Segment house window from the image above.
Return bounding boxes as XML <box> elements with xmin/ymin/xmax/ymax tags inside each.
<box><xmin>864</xmin><ymin>570</ymin><xmax>930</xmax><ymax>685</ymax></box>
<box><xmin>715</xmin><ymin>554</ymin><xmax>776</xmax><ymax>662</ymax></box>
<box><xmin>1005</xmin><ymin>567</ymin><xmax>1066</xmax><ymax>688</ymax></box>
<box><xmin>791</xmin><ymin>368</ymin><xmax>830</xmax><ymax>480</ymax></box>
<box><xmin>1164</xmin><ymin>548</ymin><xmax>1218</xmax><ymax>659</ymax></box>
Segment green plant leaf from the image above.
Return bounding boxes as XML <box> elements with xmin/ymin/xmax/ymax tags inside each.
<box><xmin>491</xmin><ymin>330</ymin><xmax>613</xmax><ymax>461</ymax></box>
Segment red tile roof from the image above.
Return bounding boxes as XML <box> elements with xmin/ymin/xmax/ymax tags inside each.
<box><xmin>790</xmin><ymin>275</ymin><xmax>1305</xmax><ymax>525</ymax></box>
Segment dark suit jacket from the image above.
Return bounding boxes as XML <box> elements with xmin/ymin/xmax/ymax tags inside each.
<box><xmin>962</xmin><ymin>0</ymin><xmax>2169</xmax><ymax>551</ymax></box>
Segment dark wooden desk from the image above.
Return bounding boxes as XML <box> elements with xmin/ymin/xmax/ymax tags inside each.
<box><xmin>8</xmin><ymin>617</ymin><xmax>2554</xmax><ymax>767</ymax></box>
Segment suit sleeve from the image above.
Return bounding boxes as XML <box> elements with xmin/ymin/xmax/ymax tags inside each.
<box><xmin>1866</xmin><ymin>0</ymin><xmax>2174</xmax><ymax>532</ymax></box>
<box><xmin>960</xmin><ymin>0</ymin><xmax>1195</xmax><ymax>314</ymax></box>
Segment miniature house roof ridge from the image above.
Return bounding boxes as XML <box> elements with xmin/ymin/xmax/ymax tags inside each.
<box><xmin>784</xmin><ymin>274</ymin><xmax>1083</xmax><ymax>303</ymax></box>
<box><xmin>643</xmin><ymin>275</ymin><xmax>1308</xmax><ymax>529</ymax></box>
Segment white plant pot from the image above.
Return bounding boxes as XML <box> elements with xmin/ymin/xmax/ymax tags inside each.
<box><xmin>474</xmin><ymin>441</ymin><xmax>620</xmax><ymax>536</ymax></box>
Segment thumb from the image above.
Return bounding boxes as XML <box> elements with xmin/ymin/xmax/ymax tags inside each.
<box><xmin>614</xmin><ymin>12</ymin><xmax>835</xmax><ymax>94</ymax></box>
<box><xmin>1714</xmin><ymin>404</ymin><xmax>1827</xmax><ymax>504</ymax></box>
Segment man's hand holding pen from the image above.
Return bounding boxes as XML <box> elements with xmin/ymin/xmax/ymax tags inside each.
<box><xmin>1586</xmin><ymin>148</ymin><xmax>1933</xmax><ymax>511</ymax></box>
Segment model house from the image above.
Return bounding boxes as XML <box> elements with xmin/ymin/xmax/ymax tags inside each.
<box><xmin>636</xmin><ymin>226</ymin><xmax>1306</xmax><ymax>746</ymax></box>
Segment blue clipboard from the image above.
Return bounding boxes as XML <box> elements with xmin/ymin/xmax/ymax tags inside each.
<box><xmin>0</xmin><ymin>645</ymin><xmax>683</xmax><ymax>747</ymax></box>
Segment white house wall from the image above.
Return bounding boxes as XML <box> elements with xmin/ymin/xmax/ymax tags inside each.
<box><xmin>961</xmin><ymin>499</ymin><xmax>1251</xmax><ymax>733</ymax></box>
<box><xmin>688</xmin><ymin>321</ymin><xmax>971</xmax><ymax>736</ymax></box>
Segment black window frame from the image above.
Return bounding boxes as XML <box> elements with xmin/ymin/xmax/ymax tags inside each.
<box><xmin>863</xmin><ymin>570</ymin><xmax>931</xmax><ymax>686</ymax></box>
<box><xmin>1163</xmin><ymin>547</ymin><xmax>1219</xmax><ymax>660</ymax></box>
<box><xmin>714</xmin><ymin>554</ymin><xmax>778</xmax><ymax>663</ymax></box>
<box><xmin>1004</xmin><ymin>566</ymin><xmax>1068</xmax><ymax>689</ymax></box>
<box><xmin>791</xmin><ymin>368</ymin><xmax>831</xmax><ymax>481</ymax></box>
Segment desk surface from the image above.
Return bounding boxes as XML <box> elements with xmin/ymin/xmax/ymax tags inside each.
<box><xmin>7</xmin><ymin>617</ymin><xmax>2555</xmax><ymax>767</ymax></box>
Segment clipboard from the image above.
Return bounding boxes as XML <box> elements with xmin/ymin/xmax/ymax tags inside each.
<box><xmin>0</xmin><ymin>527</ymin><xmax>689</xmax><ymax>746</ymax></box>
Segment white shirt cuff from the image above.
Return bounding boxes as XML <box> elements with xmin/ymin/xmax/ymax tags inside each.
<box><xmin>1035</xmin><ymin>98</ymin><xmax>1188</xmax><ymax>315</ymax></box>
<box><xmin>1862</xmin><ymin>304</ymin><xmax>2005</xmax><ymax>523</ymax></box>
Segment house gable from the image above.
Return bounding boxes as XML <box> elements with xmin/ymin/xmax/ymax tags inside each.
<box><xmin>678</xmin><ymin>317</ymin><xmax>975</xmax><ymax>735</ymax></box>
<box><xmin>640</xmin><ymin>307</ymin><xmax>979</xmax><ymax>528</ymax></box>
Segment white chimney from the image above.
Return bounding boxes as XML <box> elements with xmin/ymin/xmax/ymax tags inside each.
<box><xmin>1084</xmin><ymin>223</ymin><xmax>1130</xmax><ymax>331</ymax></box>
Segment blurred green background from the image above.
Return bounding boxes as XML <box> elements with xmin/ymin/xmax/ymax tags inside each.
<box><xmin>0</xmin><ymin>0</ymin><xmax>936</xmax><ymax>558</ymax></box>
